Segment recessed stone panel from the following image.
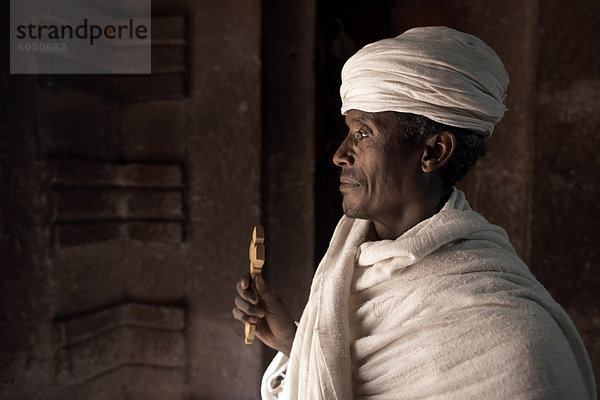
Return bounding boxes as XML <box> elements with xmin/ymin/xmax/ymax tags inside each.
<box><xmin>49</xmin><ymin>160</ymin><xmax>186</xmax><ymax>247</ymax></box>
<box><xmin>51</xmin><ymin>161</ymin><xmax>183</xmax><ymax>188</ymax></box>
<box><xmin>54</xmin><ymin>302</ymin><xmax>185</xmax><ymax>396</ymax></box>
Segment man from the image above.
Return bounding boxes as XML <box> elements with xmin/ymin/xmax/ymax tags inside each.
<box><xmin>233</xmin><ymin>26</ymin><xmax>596</xmax><ymax>399</ymax></box>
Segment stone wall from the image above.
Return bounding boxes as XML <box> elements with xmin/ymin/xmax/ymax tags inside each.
<box><xmin>530</xmin><ymin>1</ymin><xmax>600</xmax><ymax>390</ymax></box>
<box><xmin>1</xmin><ymin>0</ymin><xmax>281</xmax><ymax>398</ymax></box>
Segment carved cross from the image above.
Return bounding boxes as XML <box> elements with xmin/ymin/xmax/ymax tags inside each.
<box><xmin>245</xmin><ymin>225</ymin><xmax>265</xmax><ymax>344</ymax></box>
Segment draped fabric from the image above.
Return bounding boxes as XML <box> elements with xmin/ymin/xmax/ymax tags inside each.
<box><xmin>262</xmin><ymin>189</ymin><xmax>596</xmax><ymax>399</ymax></box>
<box><xmin>340</xmin><ymin>26</ymin><xmax>509</xmax><ymax>138</ymax></box>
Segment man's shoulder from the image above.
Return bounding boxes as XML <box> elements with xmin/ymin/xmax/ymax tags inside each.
<box><xmin>379</xmin><ymin>244</ymin><xmax>553</xmax><ymax>327</ymax></box>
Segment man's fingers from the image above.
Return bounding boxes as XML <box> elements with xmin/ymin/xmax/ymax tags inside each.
<box><xmin>234</xmin><ymin>296</ymin><xmax>266</xmax><ymax>318</ymax></box>
<box><xmin>241</xmin><ymin>274</ymin><xmax>250</xmax><ymax>289</ymax></box>
<box><xmin>232</xmin><ymin>308</ymin><xmax>259</xmax><ymax>324</ymax></box>
<box><xmin>236</xmin><ymin>275</ymin><xmax>259</xmax><ymax>305</ymax></box>
<box><xmin>237</xmin><ymin>273</ymin><xmax>251</xmax><ymax>290</ymax></box>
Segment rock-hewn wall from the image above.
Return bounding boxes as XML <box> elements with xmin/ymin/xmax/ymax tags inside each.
<box><xmin>530</xmin><ymin>1</ymin><xmax>600</xmax><ymax>390</ymax></box>
<box><xmin>1</xmin><ymin>1</ymin><xmax>275</xmax><ymax>398</ymax></box>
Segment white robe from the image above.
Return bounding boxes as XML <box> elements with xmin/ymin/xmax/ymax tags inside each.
<box><xmin>261</xmin><ymin>189</ymin><xmax>596</xmax><ymax>399</ymax></box>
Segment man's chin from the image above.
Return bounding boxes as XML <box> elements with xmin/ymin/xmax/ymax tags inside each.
<box><xmin>342</xmin><ymin>202</ymin><xmax>364</xmax><ymax>220</ymax></box>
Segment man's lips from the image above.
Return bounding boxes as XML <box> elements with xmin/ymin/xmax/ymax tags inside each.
<box><xmin>339</xmin><ymin>177</ymin><xmax>361</xmax><ymax>191</ymax></box>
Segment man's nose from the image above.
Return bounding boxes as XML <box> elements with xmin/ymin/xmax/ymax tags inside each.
<box><xmin>333</xmin><ymin>136</ymin><xmax>355</xmax><ymax>167</ymax></box>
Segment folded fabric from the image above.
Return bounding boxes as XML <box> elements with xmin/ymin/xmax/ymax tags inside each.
<box><xmin>340</xmin><ymin>26</ymin><xmax>509</xmax><ymax>138</ymax></box>
<box><xmin>263</xmin><ymin>188</ymin><xmax>596</xmax><ymax>399</ymax></box>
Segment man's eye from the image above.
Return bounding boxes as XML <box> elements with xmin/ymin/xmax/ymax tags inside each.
<box><xmin>356</xmin><ymin>130</ymin><xmax>369</xmax><ymax>139</ymax></box>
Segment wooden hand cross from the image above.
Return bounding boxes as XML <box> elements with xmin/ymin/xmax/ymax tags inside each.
<box><xmin>245</xmin><ymin>225</ymin><xmax>265</xmax><ymax>344</ymax></box>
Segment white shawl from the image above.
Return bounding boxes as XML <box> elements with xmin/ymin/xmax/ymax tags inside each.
<box><xmin>262</xmin><ymin>189</ymin><xmax>596</xmax><ymax>399</ymax></box>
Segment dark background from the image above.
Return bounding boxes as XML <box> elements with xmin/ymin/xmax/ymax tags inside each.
<box><xmin>1</xmin><ymin>0</ymin><xmax>599</xmax><ymax>399</ymax></box>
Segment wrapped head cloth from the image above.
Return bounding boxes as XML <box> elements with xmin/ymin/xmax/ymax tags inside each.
<box><xmin>340</xmin><ymin>26</ymin><xmax>509</xmax><ymax>139</ymax></box>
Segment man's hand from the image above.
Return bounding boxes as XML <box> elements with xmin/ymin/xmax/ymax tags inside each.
<box><xmin>233</xmin><ymin>273</ymin><xmax>296</xmax><ymax>356</ymax></box>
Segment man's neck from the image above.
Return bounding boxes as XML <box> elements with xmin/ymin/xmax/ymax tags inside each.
<box><xmin>372</xmin><ymin>188</ymin><xmax>451</xmax><ymax>240</ymax></box>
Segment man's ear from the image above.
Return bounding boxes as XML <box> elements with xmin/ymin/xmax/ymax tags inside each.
<box><xmin>421</xmin><ymin>131</ymin><xmax>455</xmax><ymax>173</ymax></box>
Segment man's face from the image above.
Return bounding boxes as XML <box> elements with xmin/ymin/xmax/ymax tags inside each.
<box><xmin>333</xmin><ymin>110</ymin><xmax>424</xmax><ymax>224</ymax></box>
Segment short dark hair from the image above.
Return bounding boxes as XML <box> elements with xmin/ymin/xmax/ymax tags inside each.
<box><xmin>389</xmin><ymin>112</ymin><xmax>487</xmax><ymax>191</ymax></box>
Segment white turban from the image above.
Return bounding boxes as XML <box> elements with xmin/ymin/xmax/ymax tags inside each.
<box><xmin>340</xmin><ymin>26</ymin><xmax>509</xmax><ymax>138</ymax></box>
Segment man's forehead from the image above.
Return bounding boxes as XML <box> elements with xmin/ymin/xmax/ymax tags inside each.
<box><xmin>344</xmin><ymin>110</ymin><xmax>400</xmax><ymax>130</ymax></box>
<box><xmin>344</xmin><ymin>110</ymin><xmax>377</xmax><ymax>125</ymax></box>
